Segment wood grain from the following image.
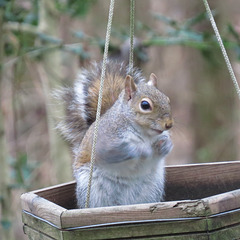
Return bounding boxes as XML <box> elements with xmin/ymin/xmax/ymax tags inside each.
<box><xmin>208</xmin><ymin>224</ymin><xmax>240</xmax><ymax>240</ymax></box>
<box><xmin>21</xmin><ymin>192</ymin><xmax>65</xmax><ymax>228</ymax></box>
<box><xmin>23</xmin><ymin>210</ymin><xmax>208</xmax><ymax>240</ymax></box>
<box><xmin>207</xmin><ymin>207</ymin><xmax>240</xmax><ymax>231</ymax></box>
<box><xmin>23</xmin><ymin>225</ymin><xmax>56</xmax><ymax>240</ymax></box>
<box><xmin>60</xmin><ymin>200</ymin><xmax>205</xmax><ymax>228</ymax></box>
<box><xmin>21</xmin><ymin>161</ymin><xmax>240</xmax><ymax>239</ymax></box>
<box><xmin>62</xmin><ymin>219</ymin><xmax>208</xmax><ymax>240</ymax></box>
<box><xmin>165</xmin><ymin>161</ymin><xmax>240</xmax><ymax>201</ymax></box>
<box><xmin>30</xmin><ymin>161</ymin><xmax>240</xmax><ymax>209</ymax></box>
<box><xmin>203</xmin><ymin>189</ymin><xmax>240</xmax><ymax>215</ymax></box>
<box><xmin>22</xmin><ymin>211</ymin><xmax>63</xmax><ymax>239</ymax></box>
<box><xmin>34</xmin><ymin>181</ymin><xmax>76</xmax><ymax>209</ymax></box>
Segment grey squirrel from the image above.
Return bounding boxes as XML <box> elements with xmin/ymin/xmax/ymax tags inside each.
<box><xmin>57</xmin><ymin>61</ymin><xmax>173</xmax><ymax>208</ymax></box>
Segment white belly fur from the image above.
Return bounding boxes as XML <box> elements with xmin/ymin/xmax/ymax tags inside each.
<box><xmin>74</xmin><ymin>156</ymin><xmax>165</xmax><ymax>208</ymax></box>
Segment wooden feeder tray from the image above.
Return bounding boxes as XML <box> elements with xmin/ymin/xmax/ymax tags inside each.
<box><xmin>21</xmin><ymin>161</ymin><xmax>240</xmax><ymax>239</ymax></box>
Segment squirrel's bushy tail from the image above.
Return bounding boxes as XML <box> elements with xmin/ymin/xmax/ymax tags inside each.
<box><xmin>57</xmin><ymin>61</ymin><xmax>145</xmax><ymax>148</ymax></box>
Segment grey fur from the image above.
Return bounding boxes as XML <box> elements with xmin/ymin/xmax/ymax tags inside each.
<box><xmin>57</xmin><ymin>61</ymin><xmax>173</xmax><ymax>208</ymax></box>
<box><xmin>56</xmin><ymin>61</ymin><xmax>145</xmax><ymax>150</ymax></box>
<box><xmin>75</xmin><ymin>159</ymin><xmax>166</xmax><ymax>208</ymax></box>
<box><xmin>74</xmin><ymin>82</ymin><xmax>173</xmax><ymax>208</ymax></box>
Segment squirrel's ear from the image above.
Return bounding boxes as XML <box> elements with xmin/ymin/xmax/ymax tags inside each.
<box><xmin>148</xmin><ymin>73</ymin><xmax>158</xmax><ymax>88</ymax></box>
<box><xmin>125</xmin><ymin>75</ymin><xmax>137</xmax><ymax>101</ymax></box>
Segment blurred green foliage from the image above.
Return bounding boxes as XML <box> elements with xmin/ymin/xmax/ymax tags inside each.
<box><xmin>2</xmin><ymin>1</ymin><xmax>240</xmax><ymax>66</ymax></box>
<box><xmin>72</xmin><ymin>10</ymin><xmax>240</xmax><ymax>64</ymax></box>
<box><xmin>1</xmin><ymin>0</ymin><xmax>240</xmax><ymax>188</ymax></box>
<box><xmin>55</xmin><ymin>0</ymin><xmax>96</xmax><ymax>17</ymax></box>
<box><xmin>1</xmin><ymin>0</ymin><xmax>38</xmax><ymax>24</ymax></box>
<box><xmin>1</xmin><ymin>1</ymin><xmax>240</xmax><ymax>239</ymax></box>
<box><xmin>9</xmin><ymin>154</ymin><xmax>38</xmax><ymax>189</ymax></box>
<box><xmin>1</xmin><ymin>0</ymin><xmax>240</xmax><ymax>191</ymax></box>
<box><xmin>2</xmin><ymin>0</ymin><xmax>95</xmax><ymax>61</ymax></box>
<box><xmin>142</xmin><ymin>11</ymin><xmax>240</xmax><ymax>62</ymax></box>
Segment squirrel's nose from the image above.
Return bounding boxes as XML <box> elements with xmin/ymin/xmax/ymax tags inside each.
<box><xmin>165</xmin><ymin>120</ymin><xmax>173</xmax><ymax>130</ymax></box>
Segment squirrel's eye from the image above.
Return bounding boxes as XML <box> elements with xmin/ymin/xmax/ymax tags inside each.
<box><xmin>140</xmin><ymin>100</ymin><xmax>151</xmax><ymax>111</ymax></box>
<box><xmin>139</xmin><ymin>98</ymin><xmax>153</xmax><ymax>112</ymax></box>
<box><xmin>141</xmin><ymin>101</ymin><xmax>150</xmax><ymax>109</ymax></box>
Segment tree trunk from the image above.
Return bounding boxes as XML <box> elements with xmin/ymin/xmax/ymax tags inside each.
<box><xmin>0</xmin><ymin>8</ymin><xmax>14</xmax><ymax>240</ymax></box>
<box><xmin>38</xmin><ymin>0</ymin><xmax>72</xmax><ymax>183</ymax></box>
<box><xmin>192</xmin><ymin>1</ymin><xmax>238</xmax><ymax>163</ymax></box>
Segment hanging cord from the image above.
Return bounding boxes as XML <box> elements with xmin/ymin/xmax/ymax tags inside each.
<box><xmin>85</xmin><ymin>0</ymin><xmax>115</xmax><ymax>208</ymax></box>
<box><xmin>129</xmin><ymin>0</ymin><xmax>135</xmax><ymax>74</ymax></box>
<box><xmin>203</xmin><ymin>0</ymin><xmax>240</xmax><ymax>100</ymax></box>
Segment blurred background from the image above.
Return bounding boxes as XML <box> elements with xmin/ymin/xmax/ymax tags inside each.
<box><xmin>1</xmin><ymin>0</ymin><xmax>240</xmax><ymax>239</ymax></box>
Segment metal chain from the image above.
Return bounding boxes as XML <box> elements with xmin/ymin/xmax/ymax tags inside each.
<box><xmin>85</xmin><ymin>0</ymin><xmax>115</xmax><ymax>208</ymax></box>
<box><xmin>129</xmin><ymin>0</ymin><xmax>135</xmax><ymax>74</ymax></box>
<box><xmin>203</xmin><ymin>0</ymin><xmax>240</xmax><ymax>100</ymax></box>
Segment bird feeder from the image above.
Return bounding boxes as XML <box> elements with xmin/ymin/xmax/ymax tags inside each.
<box><xmin>21</xmin><ymin>161</ymin><xmax>240</xmax><ymax>239</ymax></box>
<box><xmin>21</xmin><ymin>0</ymin><xmax>240</xmax><ymax>239</ymax></box>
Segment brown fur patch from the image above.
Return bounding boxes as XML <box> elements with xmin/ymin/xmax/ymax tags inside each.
<box><xmin>74</xmin><ymin>123</ymin><xmax>94</xmax><ymax>168</ymax></box>
<box><xmin>74</xmin><ymin>149</ymin><xmax>91</xmax><ymax>168</ymax></box>
<box><xmin>74</xmin><ymin>74</ymin><xmax>127</xmax><ymax>168</ymax></box>
<box><xmin>88</xmin><ymin>74</ymin><xmax>126</xmax><ymax>120</ymax></box>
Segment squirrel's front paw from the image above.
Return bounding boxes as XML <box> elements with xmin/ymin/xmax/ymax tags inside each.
<box><xmin>153</xmin><ymin>134</ymin><xmax>173</xmax><ymax>157</ymax></box>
